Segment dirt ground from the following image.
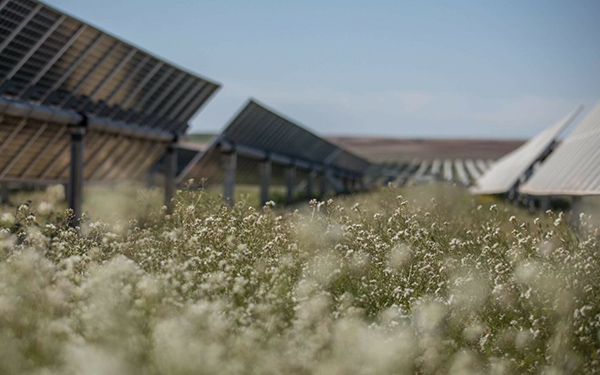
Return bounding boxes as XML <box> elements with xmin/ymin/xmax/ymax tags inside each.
<box><xmin>328</xmin><ymin>136</ymin><xmax>525</xmax><ymax>163</ymax></box>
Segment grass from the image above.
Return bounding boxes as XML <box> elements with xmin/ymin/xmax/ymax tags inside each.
<box><xmin>0</xmin><ymin>185</ymin><xmax>599</xmax><ymax>374</ymax></box>
<box><xmin>186</xmin><ymin>133</ymin><xmax>217</xmax><ymax>144</ymax></box>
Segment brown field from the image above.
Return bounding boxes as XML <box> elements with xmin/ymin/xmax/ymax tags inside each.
<box><xmin>328</xmin><ymin>136</ymin><xmax>525</xmax><ymax>163</ymax></box>
<box><xmin>185</xmin><ymin>133</ymin><xmax>526</xmax><ymax>164</ymax></box>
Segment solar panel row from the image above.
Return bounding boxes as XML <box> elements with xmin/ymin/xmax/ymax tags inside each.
<box><xmin>380</xmin><ymin>157</ymin><xmax>491</xmax><ymax>187</ymax></box>
<box><xmin>7</xmin><ymin>0</ymin><xmax>597</xmax><ymax>219</ymax></box>
<box><xmin>180</xmin><ymin>100</ymin><xmax>371</xmax><ymax>204</ymax></box>
<box><xmin>470</xmin><ymin>106</ymin><xmax>582</xmax><ymax>195</ymax></box>
<box><xmin>0</xmin><ymin>0</ymin><xmax>223</xmax><ymax>222</ymax></box>
<box><xmin>520</xmin><ymin>103</ymin><xmax>600</xmax><ymax>196</ymax></box>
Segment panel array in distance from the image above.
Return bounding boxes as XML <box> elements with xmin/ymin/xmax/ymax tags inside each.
<box><xmin>470</xmin><ymin>105</ymin><xmax>582</xmax><ymax>195</ymax></box>
<box><xmin>0</xmin><ymin>0</ymin><xmax>219</xmax><ymax>133</ymax></box>
<box><xmin>379</xmin><ymin>157</ymin><xmax>491</xmax><ymax>187</ymax></box>
<box><xmin>520</xmin><ymin>103</ymin><xmax>600</xmax><ymax>196</ymax></box>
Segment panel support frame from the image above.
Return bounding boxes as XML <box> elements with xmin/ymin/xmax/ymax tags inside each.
<box><xmin>222</xmin><ymin>150</ymin><xmax>237</xmax><ymax>206</ymax></box>
<box><xmin>68</xmin><ymin>119</ymin><xmax>87</xmax><ymax>227</ymax></box>
<box><xmin>164</xmin><ymin>141</ymin><xmax>177</xmax><ymax>213</ymax></box>
<box><xmin>259</xmin><ymin>158</ymin><xmax>271</xmax><ymax>206</ymax></box>
<box><xmin>306</xmin><ymin>168</ymin><xmax>316</xmax><ymax>200</ymax></box>
<box><xmin>286</xmin><ymin>164</ymin><xmax>296</xmax><ymax>204</ymax></box>
<box><xmin>1</xmin><ymin>182</ymin><xmax>9</xmax><ymax>204</ymax></box>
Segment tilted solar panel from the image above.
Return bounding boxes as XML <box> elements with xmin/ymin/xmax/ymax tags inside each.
<box><xmin>520</xmin><ymin>103</ymin><xmax>600</xmax><ymax>196</ymax></box>
<box><xmin>464</xmin><ymin>159</ymin><xmax>481</xmax><ymax>180</ymax></box>
<box><xmin>181</xmin><ymin>99</ymin><xmax>371</xmax><ymax>187</ymax></box>
<box><xmin>0</xmin><ymin>0</ymin><xmax>219</xmax><ymax>133</ymax></box>
<box><xmin>470</xmin><ymin>105</ymin><xmax>582</xmax><ymax>195</ymax></box>
<box><xmin>0</xmin><ymin>98</ymin><xmax>171</xmax><ymax>184</ymax></box>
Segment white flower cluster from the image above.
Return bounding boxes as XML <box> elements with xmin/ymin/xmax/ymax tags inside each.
<box><xmin>0</xmin><ymin>186</ymin><xmax>598</xmax><ymax>374</ymax></box>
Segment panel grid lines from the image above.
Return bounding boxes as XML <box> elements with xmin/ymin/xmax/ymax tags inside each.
<box><xmin>0</xmin><ymin>0</ymin><xmax>219</xmax><ymax>133</ymax></box>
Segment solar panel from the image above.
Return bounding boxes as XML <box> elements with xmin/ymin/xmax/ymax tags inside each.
<box><xmin>0</xmin><ymin>0</ymin><xmax>219</xmax><ymax>133</ymax></box>
<box><xmin>464</xmin><ymin>159</ymin><xmax>481</xmax><ymax>180</ymax></box>
<box><xmin>453</xmin><ymin>159</ymin><xmax>470</xmax><ymax>185</ymax></box>
<box><xmin>443</xmin><ymin>159</ymin><xmax>453</xmax><ymax>181</ymax></box>
<box><xmin>520</xmin><ymin>103</ymin><xmax>600</xmax><ymax>196</ymax></box>
<box><xmin>378</xmin><ymin>157</ymin><xmax>486</xmax><ymax>187</ymax></box>
<box><xmin>180</xmin><ymin>99</ymin><xmax>371</xmax><ymax>202</ymax></box>
<box><xmin>0</xmin><ymin>98</ymin><xmax>171</xmax><ymax>184</ymax></box>
<box><xmin>0</xmin><ymin>0</ymin><xmax>219</xmax><ymax>220</ymax></box>
<box><xmin>475</xmin><ymin>159</ymin><xmax>488</xmax><ymax>174</ymax></box>
<box><xmin>414</xmin><ymin>160</ymin><xmax>429</xmax><ymax>178</ymax></box>
<box><xmin>430</xmin><ymin>159</ymin><xmax>442</xmax><ymax>177</ymax></box>
<box><xmin>470</xmin><ymin>105</ymin><xmax>583</xmax><ymax>195</ymax></box>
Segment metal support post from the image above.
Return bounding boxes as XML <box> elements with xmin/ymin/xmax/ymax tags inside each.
<box><xmin>164</xmin><ymin>142</ymin><xmax>177</xmax><ymax>213</ymax></box>
<box><xmin>571</xmin><ymin>196</ymin><xmax>582</xmax><ymax>228</ymax></box>
<box><xmin>286</xmin><ymin>165</ymin><xmax>296</xmax><ymax>204</ymax></box>
<box><xmin>1</xmin><ymin>182</ymin><xmax>9</xmax><ymax>204</ymax></box>
<box><xmin>259</xmin><ymin>158</ymin><xmax>271</xmax><ymax>206</ymax></box>
<box><xmin>306</xmin><ymin>169</ymin><xmax>316</xmax><ymax>199</ymax></box>
<box><xmin>342</xmin><ymin>177</ymin><xmax>350</xmax><ymax>194</ymax></box>
<box><xmin>539</xmin><ymin>196</ymin><xmax>551</xmax><ymax>211</ymax></box>
<box><xmin>222</xmin><ymin>151</ymin><xmax>237</xmax><ymax>206</ymax></box>
<box><xmin>320</xmin><ymin>171</ymin><xmax>328</xmax><ymax>198</ymax></box>
<box><xmin>68</xmin><ymin>123</ymin><xmax>86</xmax><ymax>227</ymax></box>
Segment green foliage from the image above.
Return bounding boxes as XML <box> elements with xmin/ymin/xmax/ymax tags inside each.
<box><xmin>0</xmin><ymin>185</ymin><xmax>599</xmax><ymax>374</ymax></box>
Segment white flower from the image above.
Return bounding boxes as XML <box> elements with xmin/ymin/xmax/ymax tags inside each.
<box><xmin>1</xmin><ymin>212</ymin><xmax>15</xmax><ymax>225</ymax></box>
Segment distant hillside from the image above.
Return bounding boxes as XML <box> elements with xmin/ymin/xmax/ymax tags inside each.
<box><xmin>186</xmin><ymin>133</ymin><xmax>525</xmax><ymax>164</ymax></box>
<box><xmin>329</xmin><ymin>137</ymin><xmax>525</xmax><ymax>163</ymax></box>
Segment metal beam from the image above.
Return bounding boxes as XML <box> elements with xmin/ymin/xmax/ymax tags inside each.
<box><xmin>222</xmin><ymin>151</ymin><xmax>236</xmax><ymax>206</ymax></box>
<box><xmin>38</xmin><ymin>135</ymin><xmax>70</xmax><ymax>180</ymax></box>
<box><xmin>176</xmin><ymin>146</ymin><xmax>204</xmax><ymax>184</ymax></box>
<box><xmin>0</xmin><ymin>123</ymin><xmax>47</xmax><ymax>179</ymax></box>
<box><xmin>0</xmin><ymin>97</ymin><xmax>175</xmax><ymax>142</ymax></box>
<box><xmin>0</xmin><ymin>118</ymin><xmax>27</xmax><ymax>155</ymax></box>
<box><xmin>0</xmin><ymin>0</ymin><xmax>11</xmax><ymax>14</ymax></box>
<box><xmin>3</xmin><ymin>15</ymin><xmax>66</xmax><ymax>83</ymax></box>
<box><xmin>100</xmin><ymin>54</ymin><xmax>149</xmax><ymax>108</ymax></box>
<box><xmin>259</xmin><ymin>158</ymin><xmax>271</xmax><ymax>206</ymax></box>
<box><xmin>85</xmin><ymin>134</ymin><xmax>123</xmax><ymax>179</ymax></box>
<box><xmin>57</xmin><ymin>132</ymin><xmax>106</xmax><ymax>179</ymax></box>
<box><xmin>130</xmin><ymin>142</ymin><xmax>166</xmax><ymax>181</ymax></box>
<box><xmin>58</xmin><ymin>41</ymin><xmax>121</xmax><ymax>107</ymax></box>
<box><xmin>85</xmin><ymin>46</ymin><xmax>137</xmax><ymax>103</ymax></box>
<box><xmin>68</xmin><ymin>125</ymin><xmax>86</xmax><ymax>226</ymax></box>
<box><xmin>19</xmin><ymin>125</ymin><xmax>67</xmax><ymax>179</ymax></box>
<box><xmin>18</xmin><ymin>24</ymin><xmax>88</xmax><ymax>97</ymax></box>
<box><xmin>123</xmin><ymin>66</ymin><xmax>176</xmax><ymax>121</ymax></box>
<box><xmin>38</xmin><ymin>32</ymin><xmax>105</xmax><ymax>103</ymax></box>
<box><xmin>0</xmin><ymin>4</ymin><xmax>42</xmax><ymax>52</ymax></box>
<box><xmin>168</xmin><ymin>80</ymin><xmax>204</xmax><ymax>123</ymax></box>
<box><xmin>0</xmin><ymin>182</ymin><xmax>8</xmax><ymax>204</ymax></box>
<box><xmin>96</xmin><ymin>138</ymin><xmax>140</xmax><ymax>181</ymax></box>
<box><xmin>113</xmin><ymin>140</ymin><xmax>154</xmax><ymax>180</ymax></box>
<box><xmin>286</xmin><ymin>165</ymin><xmax>296</xmax><ymax>204</ymax></box>
<box><xmin>117</xmin><ymin>61</ymin><xmax>164</xmax><ymax>112</ymax></box>
<box><xmin>175</xmin><ymin>83</ymin><xmax>216</xmax><ymax>122</ymax></box>
<box><xmin>143</xmin><ymin>70</ymin><xmax>186</xmax><ymax>119</ymax></box>
<box><xmin>164</xmin><ymin>143</ymin><xmax>177</xmax><ymax>213</ymax></box>
<box><xmin>306</xmin><ymin>169</ymin><xmax>316</xmax><ymax>199</ymax></box>
<box><xmin>152</xmin><ymin>74</ymin><xmax>193</xmax><ymax>121</ymax></box>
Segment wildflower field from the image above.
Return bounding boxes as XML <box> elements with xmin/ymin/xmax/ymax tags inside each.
<box><xmin>0</xmin><ymin>186</ymin><xmax>599</xmax><ymax>374</ymax></box>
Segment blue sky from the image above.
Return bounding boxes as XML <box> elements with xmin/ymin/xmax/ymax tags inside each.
<box><xmin>47</xmin><ymin>0</ymin><xmax>600</xmax><ymax>138</ymax></box>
